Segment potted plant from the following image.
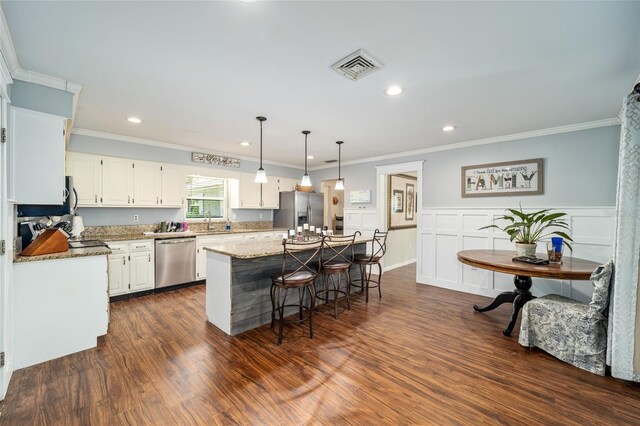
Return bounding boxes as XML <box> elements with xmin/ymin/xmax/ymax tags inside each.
<box><xmin>480</xmin><ymin>205</ymin><xmax>573</xmax><ymax>257</ymax></box>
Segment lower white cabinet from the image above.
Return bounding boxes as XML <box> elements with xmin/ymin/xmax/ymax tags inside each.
<box><xmin>107</xmin><ymin>240</ymin><xmax>154</xmax><ymax>296</ymax></box>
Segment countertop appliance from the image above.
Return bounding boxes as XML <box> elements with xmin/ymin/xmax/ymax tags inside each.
<box><xmin>18</xmin><ymin>176</ymin><xmax>77</xmax><ymax>217</ymax></box>
<box><xmin>274</xmin><ymin>191</ymin><xmax>324</xmax><ymax>229</ymax></box>
<box><xmin>155</xmin><ymin>237</ymin><xmax>196</xmax><ymax>289</ymax></box>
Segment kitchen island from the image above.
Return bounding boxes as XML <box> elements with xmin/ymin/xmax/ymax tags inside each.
<box><xmin>204</xmin><ymin>238</ymin><xmax>369</xmax><ymax>335</ymax></box>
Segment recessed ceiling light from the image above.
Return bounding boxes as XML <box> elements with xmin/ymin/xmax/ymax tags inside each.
<box><xmin>442</xmin><ymin>125</ymin><xmax>456</xmax><ymax>132</ymax></box>
<box><xmin>307</xmin><ymin>155</ymin><xmax>314</xmax><ymax>160</ymax></box>
<box><xmin>127</xmin><ymin>117</ymin><xmax>142</xmax><ymax>124</ymax></box>
<box><xmin>385</xmin><ymin>85</ymin><xmax>403</xmax><ymax>96</ymax></box>
<box><xmin>239</xmin><ymin>0</ymin><xmax>259</xmax><ymax>3</ymax></box>
<box><xmin>240</xmin><ymin>141</ymin><xmax>251</xmax><ymax>147</ymax></box>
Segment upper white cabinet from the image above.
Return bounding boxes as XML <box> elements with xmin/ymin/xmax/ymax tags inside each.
<box><xmin>66</xmin><ymin>153</ymin><xmax>101</xmax><ymax>206</ymax></box>
<box><xmin>102</xmin><ymin>157</ymin><xmax>134</xmax><ymax>206</ymax></box>
<box><xmin>278</xmin><ymin>177</ymin><xmax>298</xmax><ymax>192</ymax></box>
<box><xmin>67</xmin><ymin>153</ymin><xmax>186</xmax><ymax>209</ymax></box>
<box><xmin>262</xmin><ymin>179</ymin><xmax>279</xmax><ymax>209</ymax></box>
<box><xmin>239</xmin><ymin>173</ymin><xmax>262</xmax><ymax>208</ymax></box>
<box><xmin>10</xmin><ymin>107</ymin><xmax>66</xmax><ymax>204</ymax></box>
<box><xmin>133</xmin><ymin>161</ymin><xmax>161</xmax><ymax>207</ymax></box>
<box><xmin>160</xmin><ymin>164</ymin><xmax>184</xmax><ymax>207</ymax></box>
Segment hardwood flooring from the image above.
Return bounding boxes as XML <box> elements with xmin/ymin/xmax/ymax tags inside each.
<box><xmin>1</xmin><ymin>263</ymin><xmax>639</xmax><ymax>425</ymax></box>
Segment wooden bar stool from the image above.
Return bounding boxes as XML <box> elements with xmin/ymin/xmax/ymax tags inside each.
<box><xmin>317</xmin><ymin>232</ymin><xmax>360</xmax><ymax>318</ymax></box>
<box><xmin>351</xmin><ymin>229</ymin><xmax>388</xmax><ymax>303</ymax></box>
<box><xmin>270</xmin><ymin>239</ymin><xmax>323</xmax><ymax>345</ymax></box>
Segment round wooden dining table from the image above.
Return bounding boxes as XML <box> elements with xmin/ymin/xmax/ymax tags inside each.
<box><xmin>456</xmin><ymin>249</ymin><xmax>601</xmax><ymax>336</ymax></box>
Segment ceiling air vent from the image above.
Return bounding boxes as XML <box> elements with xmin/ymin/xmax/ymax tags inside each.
<box><xmin>331</xmin><ymin>49</ymin><xmax>384</xmax><ymax>81</ymax></box>
<box><xmin>325</xmin><ymin>159</ymin><xmax>338</xmax><ymax>164</ymax></box>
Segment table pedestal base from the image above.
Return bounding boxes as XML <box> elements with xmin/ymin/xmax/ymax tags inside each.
<box><xmin>473</xmin><ymin>275</ymin><xmax>534</xmax><ymax>336</ymax></box>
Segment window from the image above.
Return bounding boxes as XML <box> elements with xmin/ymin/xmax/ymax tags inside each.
<box><xmin>185</xmin><ymin>175</ymin><xmax>226</xmax><ymax>219</ymax></box>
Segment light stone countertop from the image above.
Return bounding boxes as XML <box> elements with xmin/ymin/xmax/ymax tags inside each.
<box><xmin>14</xmin><ymin>246</ymin><xmax>112</xmax><ymax>263</ymax></box>
<box><xmin>80</xmin><ymin>228</ymin><xmax>288</xmax><ymax>242</ymax></box>
<box><xmin>203</xmin><ymin>237</ymin><xmax>370</xmax><ymax>259</ymax></box>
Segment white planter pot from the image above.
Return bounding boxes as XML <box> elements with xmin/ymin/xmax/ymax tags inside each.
<box><xmin>515</xmin><ymin>243</ymin><xmax>537</xmax><ymax>257</ymax></box>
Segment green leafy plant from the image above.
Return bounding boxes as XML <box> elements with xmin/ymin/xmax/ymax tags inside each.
<box><xmin>480</xmin><ymin>205</ymin><xmax>573</xmax><ymax>250</ymax></box>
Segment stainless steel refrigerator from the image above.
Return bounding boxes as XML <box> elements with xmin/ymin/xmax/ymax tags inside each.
<box><xmin>274</xmin><ymin>191</ymin><xmax>324</xmax><ymax>230</ymax></box>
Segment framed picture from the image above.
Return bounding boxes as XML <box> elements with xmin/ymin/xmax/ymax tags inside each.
<box><xmin>461</xmin><ymin>158</ymin><xmax>543</xmax><ymax>198</ymax></box>
<box><xmin>405</xmin><ymin>183</ymin><xmax>415</xmax><ymax>221</ymax></box>
<box><xmin>392</xmin><ymin>190</ymin><xmax>404</xmax><ymax>213</ymax></box>
<box><xmin>388</xmin><ymin>174</ymin><xmax>417</xmax><ymax>230</ymax></box>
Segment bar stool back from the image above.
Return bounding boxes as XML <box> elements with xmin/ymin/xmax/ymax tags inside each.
<box><xmin>270</xmin><ymin>239</ymin><xmax>323</xmax><ymax>345</ymax></box>
<box><xmin>352</xmin><ymin>229</ymin><xmax>388</xmax><ymax>303</ymax></box>
<box><xmin>317</xmin><ymin>232</ymin><xmax>361</xmax><ymax>318</ymax></box>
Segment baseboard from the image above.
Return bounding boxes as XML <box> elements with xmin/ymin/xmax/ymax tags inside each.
<box><xmin>416</xmin><ymin>275</ymin><xmax>500</xmax><ymax>299</ymax></box>
<box><xmin>384</xmin><ymin>259</ymin><xmax>416</xmax><ymax>272</ymax></box>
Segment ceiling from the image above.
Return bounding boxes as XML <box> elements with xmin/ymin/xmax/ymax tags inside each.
<box><xmin>3</xmin><ymin>1</ymin><xmax>640</xmax><ymax>168</ymax></box>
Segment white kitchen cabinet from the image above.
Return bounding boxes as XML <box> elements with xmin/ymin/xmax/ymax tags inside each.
<box><xmin>102</xmin><ymin>157</ymin><xmax>134</xmax><ymax>206</ymax></box>
<box><xmin>161</xmin><ymin>164</ymin><xmax>184</xmax><ymax>207</ymax></box>
<box><xmin>239</xmin><ymin>173</ymin><xmax>262</xmax><ymax>208</ymax></box>
<box><xmin>66</xmin><ymin>153</ymin><xmax>102</xmax><ymax>206</ymax></box>
<box><xmin>133</xmin><ymin>161</ymin><xmax>161</xmax><ymax>207</ymax></box>
<box><xmin>107</xmin><ymin>252</ymin><xmax>129</xmax><ymax>296</ymax></box>
<box><xmin>196</xmin><ymin>234</ymin><xmax>246</xmax><ymax>280</ymax></box>
<box><xmin>10</xmin><ymin>107</ymin><xmax>66</xmax><ymax>204</ymax></box>
<box><xmin>129</xmin><ymin>251</ymin><xmax>154</xmax><ymax>292</ymax></box>
<box><xmin>262</xmin><ymin>179</ymin><xmax>280</xmax><ymax>208</ymax></box>
<box><xmin>278</xmin><ymin>177</ymin><xmax>298</xmax><ymax>192</ymax></box>
<box><xmin>107</xmin><ymin>240</ymin><xmax>154</xmax><ymax>296</ymax></box>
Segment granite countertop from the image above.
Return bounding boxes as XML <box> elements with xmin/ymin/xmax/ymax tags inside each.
<box><xmin>203</xmin><ymin>237</ymin><xmax>370</xmax><ymax>259</ymax></box>
<box><xmin>80</xmin><ymin>228</ymin><xmax>288</xmax><ymax>242</ymax></box>
<box><xmin>14</xmin><ymin>246</ymin><xmax>112</xmax><ymax>263</ymax></box>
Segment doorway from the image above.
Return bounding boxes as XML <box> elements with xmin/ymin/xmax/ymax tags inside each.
<box><xmin>375</xmin><ymin>161</ymin><xmax>424</xmax><ymax>281</ymax></box>
<box><xmin>321</xmin><ymin>179</ymin><xmax>344</xmax><ymax>234</ymax></box>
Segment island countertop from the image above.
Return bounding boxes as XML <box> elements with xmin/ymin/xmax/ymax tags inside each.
<box><xmin>203</xmin><ymin>237</ymin><xmax>370</xmax><ymax>259</ymax></box>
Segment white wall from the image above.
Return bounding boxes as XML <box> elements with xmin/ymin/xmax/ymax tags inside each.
<box><xmin>385</xmin><ymin>227</ymin><xmax>416</xmax><ymax>270</ymax></box>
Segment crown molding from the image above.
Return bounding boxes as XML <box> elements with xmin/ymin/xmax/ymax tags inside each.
<box><xmin>309</xmin><ymin>118</ymin><xmax>621</xmax><ymax>171</ymax></box>
<box><xmin>71</xmin><ymin>128</ymin><xmax>305</xmax><ymax>170</ymax></box>
<box><xmin>0</xmin><ymin>5</ymin><xmax>18</xmax><ymax>74</ymax></box>
<box><xmin>12</xmin><ymin>68</ymin><xmax>82</xmax><ymax>94</ymax></box>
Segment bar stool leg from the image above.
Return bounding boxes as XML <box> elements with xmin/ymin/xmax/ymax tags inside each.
<box><xmin>270</xmin><ymin>284</ymin><xmax>276</xmax><ymax>329</ymax></box>
<box><xmin>309</xmin><ymin>282</ymin><xmax>316</xmax><ymax>338</ymax></box>
<box><xmin>333</xmin><ymin>272</ymin><xmax>339</xmax><ymax>318</ymax></box>
<box><xmin>378</xmin><ymin>262</ymin><xmax>382</xmax><ymax>298</ymax></box>
<box><xmin>278</xmin><ymin>288</ymin><xmax>288</xmax><ymax>345</ymax></box>
<box><xmin>345</xmin><ymin>270</ymin><xmax>351</xmax><ymax>310</ymax></box>
<box><xmin>298</xmin><ymin>287</ymin><xmax>304</xmax><ymax>320</ymax></box>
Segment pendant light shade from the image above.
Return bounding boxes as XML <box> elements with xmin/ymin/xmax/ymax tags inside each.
<box><xmin>335</xmin><ymin>141</ymin><xmax>344</xmax><ymax>190</ymax></box>
<box><xmin>254</xmin><ymin>116</ymin><xmax>268</xmax><ymax>183</ymax></box>
<box><xmin>300</xmin><ymin>130</ymin><xmax>312</xmax><ymax>187</ymax></box>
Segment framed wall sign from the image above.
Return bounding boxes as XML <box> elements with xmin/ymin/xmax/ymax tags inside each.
<box><xmin>388</xmin><ymin>174</ymin><xmax>417</xmax><ymax>230</ymax></box>
<box><xmin>461</xmin><ymin>158</ymin><xmax>543</xmax><ymax>198</ymax></box>
<box><xmin>349</xmin><ymin>189</ymin><xmax>371</xmax><ymax>204</ymax></box>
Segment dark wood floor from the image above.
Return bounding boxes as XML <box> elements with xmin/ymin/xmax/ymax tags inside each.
<box><xmin>2</xmin><ymin>264</ymin><xmax>639</xmax><ymax>425</ymax></box>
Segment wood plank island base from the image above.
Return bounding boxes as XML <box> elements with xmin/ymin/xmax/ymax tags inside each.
<box><xmin>457</xmin><ymin>249</ymin><xmax>601</xmax><ymax>336</ymax></box>
<box><xmin>204</xmin><ymin>238</ymin><xmax>368</xmax><ymax>336</ymax></box>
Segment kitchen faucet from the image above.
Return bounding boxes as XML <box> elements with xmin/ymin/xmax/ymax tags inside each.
<box><xmin>205</xmin><ymin>210</ymin><xmax>213</xmax><ymax>230</ymax></box>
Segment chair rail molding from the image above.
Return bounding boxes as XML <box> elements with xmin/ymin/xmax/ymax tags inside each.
<box><xmin>418</xmin><ymin>206</ymin><xmax>615</xmax><ymax>303</ymax></box>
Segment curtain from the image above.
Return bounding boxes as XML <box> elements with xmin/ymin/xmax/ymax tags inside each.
<box><xmin>607</xmin><ymin>85</ymin><xmax>640</xmax><ymax>381</ymax></box>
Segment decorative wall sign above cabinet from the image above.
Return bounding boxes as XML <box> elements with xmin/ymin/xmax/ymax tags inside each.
<box><xmin>192</xmin><ymin>152</ymin><xmax>240</xmax><ymax>168</ymax></box>
<box><xmin>349</xmin><ymin>190</ymin><xmax>371</xmax><ymax>204</ymax></box>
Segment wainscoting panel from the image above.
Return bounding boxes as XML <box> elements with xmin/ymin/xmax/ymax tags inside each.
<box><xmin>418</xmin><ymin>207</ymin><xmax>615</xmax><ymax>303</ymax></box>
<box><xmin>343</xmin><ymin>208</ymin><xmax>378</xmax><ymax>238</ymax></box>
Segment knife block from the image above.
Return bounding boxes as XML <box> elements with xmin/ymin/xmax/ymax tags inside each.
<box><xmin>20</xmin><ymin>229</ymin><xmax>69</xmax><ymax>256</ymax></box>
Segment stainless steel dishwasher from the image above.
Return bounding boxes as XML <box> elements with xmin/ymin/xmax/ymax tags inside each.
<box><xmin>155</xmin><ymin>237</ymin><xmax>196</xmax><ymax>288</ymax></box>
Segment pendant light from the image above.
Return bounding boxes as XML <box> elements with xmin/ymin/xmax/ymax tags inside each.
<box><xmin>300</xmin><ymin>130</ymin><xmax>312</xmax><ymax>187</ymax></box>
<box><xmin>335</xmin><ymin>141</ymin><xmax>344</xmax><ymax>190</ymax></box>
<box><xmin>254</xmin><ymin>116</ymin><xmax>267</xmax><ymax>183</ymax></box>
